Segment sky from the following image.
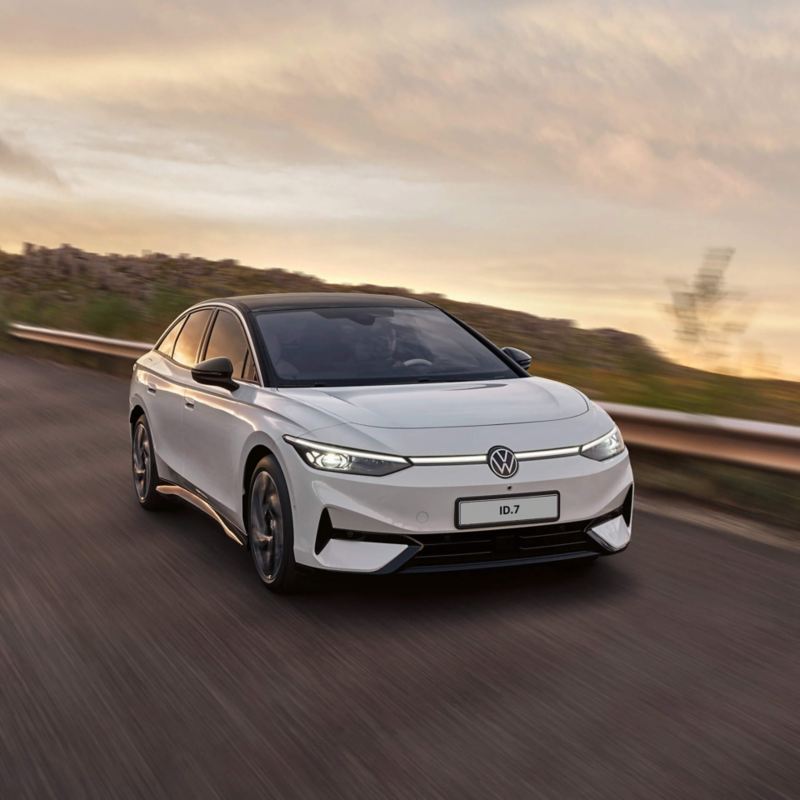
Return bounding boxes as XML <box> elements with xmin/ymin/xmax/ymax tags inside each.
<box><xmin>1</xmin><ymin>0</ymin><xmax>799</xmax><ymax>378</ymax></box>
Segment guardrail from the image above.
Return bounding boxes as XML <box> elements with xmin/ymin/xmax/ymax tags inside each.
<box><xmin>602</xmin><ymin>403</ymin><xmax>800</xmax><ymax>475</ymax></box>
<box><xmin>8</xmin><ymin>321</ymin><xmax>800</xmax><ymax>474</ymax></box>
<box><xmin>8</xmin><ymin>322</ymin><xmax>151</xmax><ymax>359</ymax></box>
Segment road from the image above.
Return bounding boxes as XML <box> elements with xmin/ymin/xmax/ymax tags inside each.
<box><xmin>0</xmin><ymin>353</ymin><xmax>798</xmax><ymax>799</ymax></box>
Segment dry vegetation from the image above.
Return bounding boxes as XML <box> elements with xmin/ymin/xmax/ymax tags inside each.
<box><xmin>2</xmin><ymin>243</ymin><xmax>799</xmax><ymax>425</ymax></box>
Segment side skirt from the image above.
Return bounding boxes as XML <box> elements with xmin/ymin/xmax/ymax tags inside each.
<box><xmin>156</xmin><ymin>484</ymin><xmax>246</xmax><ymax>547</ymax></box>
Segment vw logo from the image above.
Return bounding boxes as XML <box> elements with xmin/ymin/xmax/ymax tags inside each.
<box><xmin>487</xmin><ymin>446</ymin><xmax>518</xmax><ymax>478</ymax></box>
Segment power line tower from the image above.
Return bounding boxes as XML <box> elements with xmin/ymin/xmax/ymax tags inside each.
<box><xmin>665</xmin><ymin>248</ymin><xmax>754</xmax><ymax>373</ymax></box>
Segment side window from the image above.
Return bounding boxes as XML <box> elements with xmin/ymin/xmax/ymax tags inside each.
<box><xmin>242</xmin><ymin>350</ymin><xmax>258</xmax><ymax>383</ymax></box>
<box><xmin>172</xmin><ymin>309</ymin><xmax>213</xmax><ymax>367</ymax></box>
<box><xmin>204</xmin><ymin>310</ymin><xmax>256</xmax><ymax>381</ymax></box>
<box><xmin>156</xmin><ymin>317</ymin><xmax>185</xmax><ymax>358</ymax></box>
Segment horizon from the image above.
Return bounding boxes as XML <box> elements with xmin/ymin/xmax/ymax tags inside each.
<box><xmin>6</xmin><ymin>238</ymin><xmax>799</xmax><ymax>385</ymax></box>
<box><xmin>1</xmin><ymin>1</ymin><xmax>799</xmax><ymax>379</ymax></box>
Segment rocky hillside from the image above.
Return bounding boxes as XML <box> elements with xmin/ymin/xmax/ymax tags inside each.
<box><xmin>2</xmin><ymin>243</ymin><xmax>798</xmax><ymax>423</ymax></box>
<box><xmin>0</xmin><ymin>243</ymin><xmax>665</xmax><ymax>370</ymax></box>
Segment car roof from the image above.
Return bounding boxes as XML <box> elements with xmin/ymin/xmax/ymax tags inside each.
<box><xmin>212</xmin><ymin>292</ymin><xmax>433</xmax><ymax>312</ymax></box>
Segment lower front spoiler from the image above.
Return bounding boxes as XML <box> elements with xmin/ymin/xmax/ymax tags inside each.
<box><xmin>398</xmin><ymin>549</ymin><xmax>601</xmax><ymax>575</ymax></box>
<box><xmin>316</xmin><ymin>491</ymin><xmax>633</xmax><ymax>575</ymax></box>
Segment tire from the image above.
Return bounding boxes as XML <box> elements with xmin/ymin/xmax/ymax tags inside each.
<box><xmin>246</xmin><ymin>455</ymin><xmax>301</xmax><ymax>593</ymax></box>
<box><xmin>131</xmin><ymin>414</ymin><xmax>167</xmax><ymax>510</ymax></box>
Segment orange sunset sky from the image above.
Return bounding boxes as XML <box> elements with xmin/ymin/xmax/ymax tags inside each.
<box><xmin>1</xmin><ymin>1</ymin><xmax>798</xmax><ymax>378</ymax></box>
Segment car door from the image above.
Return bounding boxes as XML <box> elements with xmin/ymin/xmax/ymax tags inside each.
<box><xmin>149</xmin><ymin>307</ymin><xmax>214</xmax><ymax>481</ymax></box>
<box><xmin>137</xmin><ymin>314</ymin><xmax>186</xmax><ymax>479</ymax></box>
<box><xmin>182</xmin><ymin>308</ymin><xmax>261</xmax><ymax>522</ymax></box>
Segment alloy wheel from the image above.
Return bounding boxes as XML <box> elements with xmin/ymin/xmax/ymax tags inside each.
<box><xmin>132</xmin><ymin>421</ymin><xmax>151</xmax><ymax>501</ymax></box>
<box><xmin>249</xmin><ymin>470</ymin><xmax>284</xmax><ymax>583</ymax></box>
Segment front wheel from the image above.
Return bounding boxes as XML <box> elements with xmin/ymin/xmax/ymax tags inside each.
<box><xmin>247</xmin><ymin>456</ymin><xmax>301</xmax><ymax>593</ymax></box>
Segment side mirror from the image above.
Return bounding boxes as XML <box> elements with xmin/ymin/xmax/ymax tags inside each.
<box><xmin>191</xmin><ymin>357</ymin><xmax>238</xmax><ymax>391</ymax></box>
<box><xmin>501</xmin><ymin>346</ymin><xmax>532</xmax><ymax>370</ymax></box>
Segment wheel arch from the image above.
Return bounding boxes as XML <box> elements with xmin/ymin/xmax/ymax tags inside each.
<box><xmin>129</xmin><ymin>404</ymin><xmax>145</xmax><ymax>427</ymax></box>
<box><xmin>243</xmin><ymin>444</ymin><xmax>274</xmax><ymax>494</ymax></box>
<box><xmin>240</xmin><ymin>436</ymin><xmax>288</xmax><ymax>528</ymax></box>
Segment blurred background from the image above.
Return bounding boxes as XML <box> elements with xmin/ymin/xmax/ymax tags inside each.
<box><xmin>2</xmin><ymin>0</ymin><xmax>798</xmax><ymax>527</ymax></box>
<box><xmin>1</xmin><ymin>2</ymin><xmax>798</xmax><ymax>798</ymax></box>
<box><xmin>1</xmin><ymin>1</ymin><xmax>799</xmax><ymax>376</ymax></box>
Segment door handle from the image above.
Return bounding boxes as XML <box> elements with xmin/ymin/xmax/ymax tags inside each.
<box><xmin>185</xmin><ymin>398</ymin><xmax>196</xmax><ymax>409</ymax></box>
<box><xmin>146</xmin><ymin>384</ymin><xmax>157</xmax><ymax>395</ymax></box>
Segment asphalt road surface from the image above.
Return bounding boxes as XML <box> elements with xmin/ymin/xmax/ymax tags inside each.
<box><xmin>1</xmin><ymin>353</ymin><xmax>798</xmax><ymax>800</ymax></box>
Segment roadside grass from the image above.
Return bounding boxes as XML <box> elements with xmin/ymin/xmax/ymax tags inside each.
<box><xmin>83</xmin><ymin>295</ymin><xmax>138</xmax><ymax>338</ymax></box>
<box><xmin>631</xmin><ymin>450</ymin><xmax>800</xmax><ymax>533</ymax></box>
<box><xmin>149</xmin><ymin>286</ymin><xmax>194</xmax><ymax>332</ymax></box>
<box><xmin>0</xmin><ymin>297</ymin><xmax>8</xmax><ymax>350</ymax></box>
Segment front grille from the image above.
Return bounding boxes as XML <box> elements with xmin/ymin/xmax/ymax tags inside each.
<box><xmin>400</xmin><ymin>520</ymin><xmax>602</xmax><ymax>572</ymax></box>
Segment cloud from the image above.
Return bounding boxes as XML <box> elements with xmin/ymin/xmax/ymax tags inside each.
<box><xmin>4</xmin><ymin>1</ymin><xmax>798</xmax><ymax>209</ymax></box>
<box><xmin>0</xmin><ymin>136</ymin><xmax>62</xmax><ymax>185</ymax></box>
<box><xmin>3</xmin><ymin>1</ymin><xmax>800</xmax><ymax>213</ymax></box>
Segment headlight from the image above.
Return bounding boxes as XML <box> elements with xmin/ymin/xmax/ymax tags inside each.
<box><xmin>284</xmin><ymin>435</ymin><xmax>411</xmax><ymax>476</ymax></box>
<box><xmin>580</xmin><ymin>427</ymin><xmax>625</xmax><ymax>461</ymax></box>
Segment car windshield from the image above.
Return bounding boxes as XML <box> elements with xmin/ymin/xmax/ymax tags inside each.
<box><xmin>254</xmin><ymin>306</ymin><xmax>520</xmax><ymax>386</ymax></box>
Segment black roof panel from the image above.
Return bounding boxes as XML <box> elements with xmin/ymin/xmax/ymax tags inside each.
<box><xmin>217</xmin><ymin>292</ymin><xmax>432</xmax><ymax>312</ymax></box>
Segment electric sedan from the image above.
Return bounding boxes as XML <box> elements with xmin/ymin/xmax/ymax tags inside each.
<box><xmin>130</xmin><ymin>293</ymin><xmax>633</xmax><ymax>591</ymax></box>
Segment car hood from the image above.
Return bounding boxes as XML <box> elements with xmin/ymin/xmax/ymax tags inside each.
<box><xmin>280</xmin><ymin>377</ymin><xmax>587</xmax><ymax>430</ymax></box>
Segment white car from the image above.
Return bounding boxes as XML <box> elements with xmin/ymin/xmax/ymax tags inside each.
<box><xmin>130</xmin><ymin>294</ymin><xmax>633</xmax><ymax>591</ymax></box>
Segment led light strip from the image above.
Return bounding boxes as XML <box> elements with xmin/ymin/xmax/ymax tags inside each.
<box><xmin>286</xmin><ymin>430</ymin><xmax>615</xmax><ymax>467</ymax></box>
<box><xmin>408</xmin><ymin>454</ymin><xmax>487</xmax><ymax>465</ymax></box>
<box><xmin>409</xmin><ymin>445</ymin><xmax>580</xmax><ymax>466</ymax></box>
<box><xmin>516</xmin><ymin>445</ymin><xmax>581</xmax><ymax>460</ymax></box>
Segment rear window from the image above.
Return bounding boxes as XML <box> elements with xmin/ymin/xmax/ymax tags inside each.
<box><xmin>172</xmin><ymin>309</ymin><xmax>213</xmax><ymax>367</ymax></box>
<box><xmin>156</xmin><ymin>317</ymin><xmax>185</xmax><ymax>358</ymax></box>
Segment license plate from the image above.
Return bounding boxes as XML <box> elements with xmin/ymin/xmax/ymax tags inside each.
<box><xmin>456</xmin><ymin>493</ymin><xmax>559</xmax><ymax>528</ymax></box>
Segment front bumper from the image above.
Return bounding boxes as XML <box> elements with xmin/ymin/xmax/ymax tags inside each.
<box><xmin>325</xmin><ymin>498</ymin><xmax>632</xmax><ymax>574</ymax></box>
<box><xmin>283</xmin><ymin>447</ymin><xmax>634</xmax><ymax>573</ymax></box>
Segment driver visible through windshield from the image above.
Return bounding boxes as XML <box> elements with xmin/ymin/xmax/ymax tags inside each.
<box><xmin>255</xmin><ymin>306</ymin><xmax>521</xmax><ymax>386</ymax></box>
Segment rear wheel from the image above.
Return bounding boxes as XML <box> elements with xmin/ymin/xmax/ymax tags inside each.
<box><xmin>247</xmin><ymin>456</ymin><xmax>300</xmax><ymax>593</ymax></box>
<box><xmin>131</xmin><ymin>414</ymin><xmax>166</xmax><ymax>510</ymax></box>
